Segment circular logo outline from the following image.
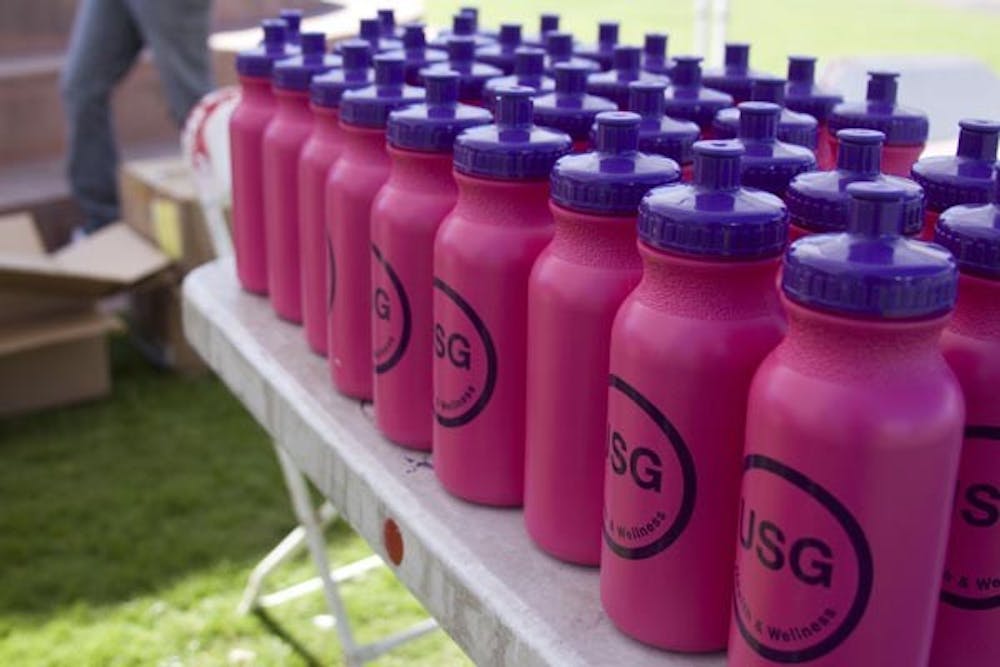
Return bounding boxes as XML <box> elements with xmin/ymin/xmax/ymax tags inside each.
<box><xmin>371</xmin><ymin>243</ymin><xmax>412</xmax><ymax>375</ymax></box>
<box><xmin>603</xmin><ymin>374</ymin><xmax>697</xmax><ymax>560</ymax></box>
<box><xmin>941</xmin><ymin>424</ymin><xmax>1000</xmax><ymax>611</ymax></box>
<box><xmin>432</xmin><ymin>277</ymin><xmax>497</xmax><ymax>428</ymax></box>
<box><xmin>326</xmin><ymin>232</ymin><xmax>336</xmax><ymax>312</ymax></box>
<box><xmin>734</xmin><ymin>453</ymin><xmax>874</xmax><ymax>664</ymax></box>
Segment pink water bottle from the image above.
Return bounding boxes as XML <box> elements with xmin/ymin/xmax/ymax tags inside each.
<box><xmin>345</xmin><ymin>17</ymin><xmax>402</xmax><ymax>54</ymax></box>
<box><xmin>262</xmin><ymin>33</ymin><xmax>341</xmax><ymax>322</ymax></box>
<box><xmin>732</xmin><ymin>102</ymin><xmax>816</xmax><ymax>198</ymax></box>
<box><xmin>600</xmin><ymin>141</ymin><xmax>787</xmax><ymax>651</ymax></box>
<box><xmin>419</xmin><ymin>37</ymin><xmax>501</xmax><ymax>106</ymax></box>
<box><xmin>383</xmin><ymin>24</ymin><xmax>447</xmax><ymax>86</ymax></box>
<box><xmin>929</xmin><ymin>177</ymin><xmax>1000</xmax><ymax>667</ymax></box>
<box><xmin>230</xmin><ymin>19</ymin><xmax>296</xmax><ymax>294</ymax></box>
<box><xmin>296</xmin><ymin>41</ymin><xmax>372</xmax><ymax>355</ymax></box>
<box><xmin>326</xmin><ymin>54</ymin><xmax>424</xmax><ymax>399</ymax></box>
<box><xmin>278</xmin><ymin>9</ymin><xmax>302</xmax><ymax>47</ymax></box>
<box><xmin>475</xmin><ymin>22</ymin><xmax>523</xmax><ymax>74</ymax></box>
<box><xmin>433</xmin><ymin>88</ymin><xmax>571</xmax><ymax>506</ymax></box>
<box><xmin>524</xmin><ymin>112</ymin><xmax>681</xmax><ymax>565</ymax></box>
<box><xmin>786</xmin><ymin>128</ymin><xmax>923</xmax><ymax>242</ymax></box>
<box><xmin>370</xmin><ymin>71</ymin><xmax>491</xmax><ymax>448</ymax></box>
<box><xmin>576</xmin><ymin>21</ymin><xmax>619</xmax><ymax>71</ymax></box>
<box><xmin>713</xmin><ymin>77</ymin><xmax>817</xmax><ymax>151</ymax></box>
<box><xmin>533</xmin><ymin>62</ymin><xmax>617</xmax><ymax>152</ymax></box>
<box><xmin>703</xmin><ymin>43</ymin><xmax>769</xmax><ymax>104</ymax></box>
<box><xmin>482</xmin><ymin>47</ymin><xmax>554</xmax><ymax>110</ymax></box>
<box><xmin>911</xmin><ymin>119</ymin><xmax>1000</xmax><ymax>240</ymax></box>
<box><xmin>586</xmin><ymin>45</ymin><xmax>668</xmax><ymax>110</ymax></box>
<box><xmin>828</xmin><ymin>71</ymin><xmax>928</xmax><ymax>177</ymax></box>
<box><xmin>625</xmin><ymin>81</ymin><xmax>699</xmax><ymax>180</ymax></box>
<box><xmin>729</xmin><ymin>182</ymin><xmax>962</xmax><ymax>666</ymax></box>
<box><xmin>641</xmin><ymin>33</ymin><xmax>674</xmax><ymax>77</ymax></box>
<box><xmin>663</xmin><ymin>56</ymin><xmax>734</xmax><ymax>137</ymax></box>
<box><xmin>784</xmin><ymin>56</ymin><xmax>843</xmax><ymax>170</ymax></box>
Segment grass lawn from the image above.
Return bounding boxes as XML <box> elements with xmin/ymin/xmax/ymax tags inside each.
<box><xmin>426</xmin><ymin>0</ymin><xmax>1000</xmax><ymax>76</ymax></box>
<box><xmin>0</xmin><ymin>339</ymin><xmax>469</xmax><ymax>666</ymax></box>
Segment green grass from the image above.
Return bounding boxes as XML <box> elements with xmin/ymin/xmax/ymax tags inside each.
<box><xmin>0</xmin><ymin>339</ymin><xmax>469</xmax><ymax>666</ymax></box>
<box><xmin>427</xmin><ymin>0</ymin><xmax>1000</xmax><ymax>76</ymax></box>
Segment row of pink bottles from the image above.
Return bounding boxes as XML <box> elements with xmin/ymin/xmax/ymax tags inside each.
<box><xmin>370</xmin><ymin>72</ymin><xmax>491</xmax><ymax>448</ymax></box>
<box><xmin>524</xmin><ymin>112</ymin><xmax>681</xmax><ymax>564</ymax></box>
<box><xmin>929</xmin><ymin>173</ymin><xmax>1000</xmax><ymax>667</ymax></box>
<box><xmin>326</xmin><ymin>55</ymin><xmax>424</xmax><ymax>399</ymax></box>
<box><xmin>230</xmin><ymin>18</ymin><xmax>297</xmax><ymax>294</ymax></box>
<box><xmin>600</xmin><ymin>141</ymin><xmax>789</xmax><ymax>650</ymax></box>
<box><xmin>263</xmin><ymin>32</ymin><xmax>341</xmax><ymax>322</ymax></box>
<box><xmin>730</xmin><ymin>182</ymin><xmax>962</xmax><ymax>665</ymax></box>
<box><xmin>432</xmin><ymin>88</ymin><xmax>572</xmax><ymax>505</ymax></box>
<box><xmin>297</xmin><ymin>40</ymin><xmax>372</xmax><ymax>355</ymax></box>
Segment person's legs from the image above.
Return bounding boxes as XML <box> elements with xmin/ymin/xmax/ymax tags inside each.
<box><xmin>60</xmin><ymin>0</ymin><xmax>144</xmax><ymax>231</ymax></box>
<box><xmin>126</xmin><ymin>0</ymin><xmax>214</xmax><ymax>127</ymax></box>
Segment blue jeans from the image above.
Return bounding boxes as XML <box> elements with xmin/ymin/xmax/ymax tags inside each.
<box><xmin>60</xmin><ymin>0</ymin><xmax>213</xmax><ymax>231</ymax></box>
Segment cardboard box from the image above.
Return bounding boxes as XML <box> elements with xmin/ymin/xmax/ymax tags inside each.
<box><xmin>127</xmin><ymin>282</ymin><xmax>206</xmax><ymax>376</ymax></box>
<box><xmin>119</xmin><ymin>156</ymin><xmax>216</xmax><ymax>274</ymax></box>
<box><xmin>0</xmin><ymin>212</ymin><xmax>171</xmax><ymax>415</ymax></box>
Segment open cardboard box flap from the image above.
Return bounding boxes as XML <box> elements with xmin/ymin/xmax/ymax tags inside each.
<box><xmin>0</xmin><ymin>219</ymin><xmax>172</xmax><ymax>298</ymax></box>
<box><xmin>0</xmin><ymin>310</ymin><xmax>121</xmax><ymax>357</ymax></box>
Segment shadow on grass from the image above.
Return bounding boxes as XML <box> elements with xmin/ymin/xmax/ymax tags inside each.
<box><xmin>0</xmin><ymin>337</ymin><xmax>325</xmax><ymax>616</ymax></box>
<box><xmin>254</xmin><ymin>608</ymin><xmax>325</xmax><ymax>667</ymax></box>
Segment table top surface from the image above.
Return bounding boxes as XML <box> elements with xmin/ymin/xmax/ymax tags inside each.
<box><xmin>182</xmin><ymin>258</ymin><xmax>726</xmax><ymax>667</ymax></box>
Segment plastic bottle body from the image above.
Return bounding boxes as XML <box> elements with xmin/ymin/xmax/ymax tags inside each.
<box><xmin>325</xmin><ymin>124</ymin><xmax>391</xmax><ymax>399</ymax></box>
<box><xmin>601</xmin><ymin>248</ymin><xmax>785</xmax><ymax>650</ymax></box>
<box><xmin>370</xmin><ymin>149</ymin><xmax>458</xmax><ymax>448</ymax></box>
<box><xmin>523</xmin><ymin>204</ymin><xmax>643</xmax><ymax>565</ymax></box>
<box><xmin>815</xmin><ymin>123</ymin><xmax>836</xmax><ymax>170</ymax></box>
<box><xmin>929</xmin><ymin>274</ymin><xmax>1000</xmax><ymax>667</ymax></box>
<box><xmin>262</xmin><ymin>88</ymin><xmax>314</xmax><ymax>322</ymax></box>
<box><xmin>728</xmin><ymin>299</ymin><xmax>964</xmax><ymax>666</ymax></box>
<box><xmin>298</xmin><ymin>105</ymin><xmax>345</xmax><ymax>355</ymax></box>
<box><xmin>432</xmin><ymin>174</ymin><xmax>555</xmax><ymax>506</ymax></box>
<box><xmin>827</xmin><ymin>132</ymin><xmax>924</xmax><ymax>179</ymax></box>
<box><xmin>230</xmin><ymin>75</ymin><xmax>277</xmax><ymax>294</ymax></box>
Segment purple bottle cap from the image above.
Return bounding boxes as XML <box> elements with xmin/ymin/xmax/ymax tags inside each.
<box><xmin>475</xmin><ymin>23</ymin><xmax>523</xmax><ymax>72</ymax></box>
<box><xmin>354</xmin><ymin>17</ymin><xmax>403</xmax><ymax>53</ymax></box>
<box><xmin>453</xmin><ymin>86</ymin><xmax>572</xmax><ymax>180</ymax></box>
<box><xmin>625</xmin><ymin>80</ymin><xmax>699</xmax><ymax>164</ymax></box>
<box><xmin>664</xmin><ymin>56</ymin><xmax>735</xmax><ymax>129</ymax></box>
<box><xmin>577</xmin><ymin>21</ymin><xmax>620</xmax><ymax>70</ymax></box>
<box><xmin>378</xmin><ymin>9</ymin><xmax>397</xmax><ymax>38</ymax></box>
<box><xmin>586</xmin><ymin>46</ymin><xmax>669</xmax><ymax>108</ymax></box>
<box><xmin>784</xmin><ymin>56</ymin><xmax>843</xmax><ymax>122</ymax></box>
<box><xmin>279</xmin><ymin>9</ymin><xmax>302</xmax><ymax>45</ymax></box>
<box><xmin>482</xmin><ymin>47</ymin><xmax>554</xmax><ymax>108</ymax></box>
<box><xmin>786</xmin><ymin>128</ymin><xmax>925</xmax><ymax>234</ymax></box>
<box><xmin>702</xmin><ymin>43</ymin><xmax>762</xmax><ymax>101</ymax></box>
<box><xmin>828</xmin><ymin>71</ymin><xmax>929</xmax><ymax>145</ymax></box>
<box><xmin>387</xmin><ymin>71</ymin><xmax>492</xmax><ymax>152</ymax></box>
<box><xmin>420</xmin><ymin>36</ymin><xmax>502</xmax><ymax>101</ymax></box>
<box><xmin>642</xmin><ymin>33</ymin><xmax>673</xmax><ymax>76</ymax></box>
<box><xmin>544</xmin><ymin>32</ymin><xmax>601</xmax><ymax>75</ymax></box>
<box><xmin>310</xmin><ymin>40</ymin><xmax>372</xmax><ymax>108</ymax></box>
<box><xmin>339</xmin><ymin>54</ymin><xmax>425</xmax><ymax>128</ymax></box>
<box><xmin>551</xmin><ymin>111</ymin><xmax>680</xmax><ymax>214</ymax></box>
<box><xmin>735</xmin><ymin>102</ymin><xmax>817</xmax><ymax>197</ymax></box>
<box><xmin>784</xmin><ymin>181</ymin><xmax>956</xmax><ymax>319</ymax></box>
<box><xmin>934</xmin><ymin>165</ymin><xmax>1000</xmax><ymax>278</ymax></box>
<box><xmin>713</xmin><ymin>77</ymin><xmax>818</xmax><ymax>148</ymax></box>
<box><xmin>638</xmin><ymin>140</ymin><xmax>789</xmax><ymax>258</ymax></box>
<box><xmin>383</xmin><ymin>24</ymin><xmax>448</xmax><ymax>82</ymax></box>
<box><xmin>237</xmin><ymin>19</ymin><xmax>295</xmax><ymax>78</ymax></box>
<box><xmin>430</xmin><ymin>13</ymin><xmax>494</xmax><ymax>48</ymax></box>
<box><xmin>272</xmin><ymin>33</ymin><xmax>342</xmax><ymax>91</ymax></box>
<box><xmin>533</xmin><ymin>62</ymin><xmax>618</xmax><ymax>141</ymax></box>
<box><xmin>911</xmin><ymin>119</ymin><xmax>1000</xmax><ymax>212</ymax></box>
<box><xmin>524</xmin><ymin>13</ymin><xmax>561</xmax><ymax>47</ymax></box>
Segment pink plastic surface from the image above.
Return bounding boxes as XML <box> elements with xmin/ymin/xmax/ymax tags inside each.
<box><xmin>815</xmin><ymin>123</ymin><xmax>836</xmax><ymax>170</ymax></box>
<box><xmin>920</xmin><ymin>208</ymin><xmax>941</xmax><ymax>242</ymax></box>
<box><xmin>432</xmin><ymin>174</ymin><xmax>555</xmax><ymax>506</ymax></box>
<box><xmin>728</xmin><ymin>298</ymin><xmax>964</xmax><ymax>666</ymax></box>
<box><xmin>370</xmin><ymin>148</ymin><xmax>458</xmax><ymax>449</ymax></box>
<box><xmin>262</xmin><ymin>88</ymin><xmax>314</xmax><ymax>322</ymax></box>
<box><xmin>297</xmin><ymin>105</ymin><xmax>345</xmax><ymax>355</ymax></box>
<box><xmin>930</xmin><ymin>274</ymin><xmax>1000</xmax><ymax>667</ymax></box>
<box><xmin>523</xmin><ymin>204</ymin><xmax>642</xmax><ymax>566</ymax></box>
<box><xmin>230</xmin><ymin>75</ymin><xmax>277</xmax><ymax>294</ymax></box>
<box><xmin>600</xmin><ymin>249</ymin><xmax>785</xmax><ymax>650</ymax></box>
<box><xmin>325</xmin><ymin>123</ymin><xmax>390</xmax><ymax>400</ymax></box>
